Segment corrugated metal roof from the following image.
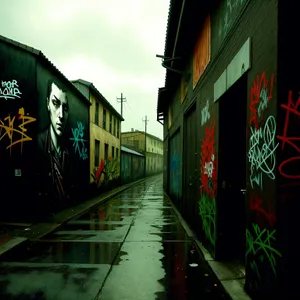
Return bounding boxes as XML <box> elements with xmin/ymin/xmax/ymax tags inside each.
<box><xmin>0</xmin><ymin>34</ymin><xmax>91</xmax><ymax>107</ymax></box>
<box><xmin>72</xmin><ymin>79</ymin><xmax>124</xmax><ymax>121</ymax></box>
<box><xmin>121</xmin><ymin>146</ymin><xmax>144</xmax><ymax>156</ymax></box>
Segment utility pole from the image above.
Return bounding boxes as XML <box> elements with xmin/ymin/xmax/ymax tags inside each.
<box><xmin>117</xmin><ymin>93</ymin><xmax>126</xmax><ymax>117</ymax></box>
<box><xmin>142</xmin><ymin>115</ymin><xmax>149</xmax><ymax>177</ymax></box>
<box><xmin>117</xmin><ymin>93</ymin><xmax>126</xmax><ymax>185</ymax></box>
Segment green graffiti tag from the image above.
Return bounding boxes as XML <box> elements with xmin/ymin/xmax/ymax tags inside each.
<box><xmin>92</xmin><ymin>157</ymin><xmax>120</xmax><ymax>188</ymax></box>
<box><xmin>246</xmin><ymin>223</ymin><xmax>282</xmax><ymax>276</ymax></box>
<box><xmin>198</xmin><ymin>195</ymin><xmax>216</xmax><ymax>246</ymax></box>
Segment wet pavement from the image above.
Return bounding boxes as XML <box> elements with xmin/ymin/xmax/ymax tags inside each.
<box><xmin>0</xmin><ymin>175</ymin><xmax>231</xmax><ymax>299</ymax></box>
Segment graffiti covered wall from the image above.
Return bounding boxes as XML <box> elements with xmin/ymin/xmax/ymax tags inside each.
<box><xmin>0</xmin><ymin>40</ymin><xmax>37</xmax><ymax>219</ymax></box>
<box><xmin>246</xmin><ymin>71</ymin><xmax>281</xmax><ymax>295</ymax></box>
<box><xmin>199</xmin><ymin>110</ymin><xmax>217</xmax><ymax>249</ymax></box>
<box><xmin>211</xmin><ymin>0</ymin><xmax>249</xmax><ymax>56</ymax></box>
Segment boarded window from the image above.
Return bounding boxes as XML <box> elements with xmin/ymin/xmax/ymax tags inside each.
<box><xmin>103</xmin><ymin>109</ymin><xmax>107</xmax><ymax>129</ymax></box>
<box><xmin>109</xmin><ymin>114</ymin><xmax>112</xmax><ymax>133</ymax></box>
<box><xmin>193</xmin><ymin>14</ymin><xmax>211</xmax><ymax>89</ymax></box>
<box><xmin>95</xmin><ymin>102</ymin><xmax>99</xmax><ymax>125</ymax></box>
<box><xmin>105</xmin><ymin>143</ymin><xmax>109</xmax><ymax>160</ymax></box>
<box><xmin>95</xmin><ymin>140</ymin><xmax>100</xmax><ymax>167</ymax></box>
<box><xmin>114</xmin><ymin>117</ymin><xmax>116</xmax><ymax>136</ymax></box>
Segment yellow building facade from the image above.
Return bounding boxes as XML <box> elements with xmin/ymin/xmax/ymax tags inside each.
<box><xmin>72</xmin><ymin>79</ymin><xmax>124</xmax><ymax>185</ymax></box>
<box><xmin>121</xmin><ymin>130</ymin><xmax>163</xmax><ymax>175</ymax></box>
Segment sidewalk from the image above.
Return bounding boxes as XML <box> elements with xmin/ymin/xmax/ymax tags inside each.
<box><xmin>167</xmin><ymin>194</ymin><xmax>251</xmax><ymax>300</ymax></box>
<box><xmin>1</xmin><ymin>174</ymin><xmax>232</xmax><ymax>299</ymax></box>
<box><xmin>0</xmin><ymin>176</ymin><xmax>251</xmax><ymax>300</ymax></box>
<box><xmin>0</xmin><ymin>178</ymin><xmax>147</xmax><ymax>257</ymax></box>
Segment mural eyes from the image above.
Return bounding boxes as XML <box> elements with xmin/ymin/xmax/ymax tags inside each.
<box><xmin>52</xmin><ymin>99</ymin><xmax>60</xmax><ymax>107</ymax></box>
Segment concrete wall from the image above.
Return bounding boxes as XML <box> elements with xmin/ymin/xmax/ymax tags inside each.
<box><xmin>121</xmin><ymin>131</ymin><xmax>145</xmax><ymax>153</ymax></box>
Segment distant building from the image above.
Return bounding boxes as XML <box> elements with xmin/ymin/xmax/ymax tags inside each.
<box><xmin>72</xmin><ymin>79</ymin><xmax>124</xmax><ymax>186</ymax></box>
<box><xmin>120</xmin><ymin>145</ymin><xmax>145</xmax><ymax>184</ymax></box>
<box><xmin>121</xmin><ymin>129</ymin><xmax>163</xmax><ymax>176</ymax></box>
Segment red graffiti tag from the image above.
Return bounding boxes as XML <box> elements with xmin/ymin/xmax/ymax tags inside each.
<box><xmin>277</xmin><ymin>90</ymin><xmax>300</xmax><ymax>178</ymax></box>
<box><xmin>249</xmin><ymin>194</ymin><xmax>276</xmax><ymax>228</ymax></box>
<box><xmin>200</xmin><ymin>125</ymin><xmax>217</xmax><ymax>198</ymax></box>
<box><xmin>95</xmin><ymin>159</ymin><xmax>105</xmax><ymax>185</ymax></box>
<box><xmin>249</xmin><ymin>72</ymin><xmax>274</xmax><ymax>129</ymax></box>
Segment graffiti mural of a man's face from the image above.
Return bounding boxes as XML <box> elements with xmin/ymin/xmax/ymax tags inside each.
<box><xmin>47</xmin><ymin>82</ymin><xmax>69</xmax><ymax>137</ymax></box>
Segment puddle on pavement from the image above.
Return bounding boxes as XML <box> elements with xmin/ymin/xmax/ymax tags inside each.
<box><xmin>98</xmin><ymin>241</ymin><xmax>230</xmax><ymax>300</ymax></box>
<box><xmin>0</xmin><ymin>263</ymin><xmax>110</xmax><ymax>300</ymax></box>
<box><xmin>128</xmin><ymin>222</ymin><xmax>188</xmax><ymax>239</ymax></box>
<box><xmin>43</xmin><ymin>224</ymin><xmax>130</xmax><ymax>242</ymax></box>
<box><xmin>0</xmin><ymin>241</ymin><xmax>121</xmax><ymax>265</ymax></box>
<box><xmin>75</xmin><ymin>210</ymin><xmax>135</xmax><ymax>223</ymax></box>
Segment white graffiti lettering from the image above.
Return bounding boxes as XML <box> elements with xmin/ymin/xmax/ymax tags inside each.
<box><xmin>0</xmin><ymin>80</ymin><xmax>22</xmax><ymax>100</ymax></box>
<box><xmin>257</xmin><ymin>87</ymin><xmax>268</xmax><ymax>118</ymax></box>
<box><xmin>248</xmin><ymin>116</ymin><xmax>279</xmax><ymax>189</ymax></box>
<box><xmin>204</xmin><ymin>154</ymin><xmax>215</xmax><ymax>190</ymax></box>
<box><xmin>201</xmin><ymin>100</ymin><xmax>211</xmax><ymax>126</ymax></box>
<box><xmin>250</xmin><ymin>172</ymin><xmax>263</xmax><ymax>190</ymax></box>
<box><xmin>218</xmin><ymin>0</ymin><xmax>247</xmax><ymax>38</ymax></box>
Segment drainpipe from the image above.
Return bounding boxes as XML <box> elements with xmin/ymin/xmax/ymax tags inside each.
<box><xmin>171</xmin><ymin>0</ymin><xmax>186</xmax><ymax>68</ymax></box>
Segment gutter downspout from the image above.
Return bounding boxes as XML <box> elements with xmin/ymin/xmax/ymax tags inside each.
<box><xmin>171</xmin><ymin>0</ymin><xmax>186</xmax><ymax>68</ymax></box>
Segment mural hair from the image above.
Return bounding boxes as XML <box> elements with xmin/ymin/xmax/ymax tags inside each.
<box><xmin>46</xmin><ymin>79</ymin><xmax>67</xmax><ymax>102</ymax></box>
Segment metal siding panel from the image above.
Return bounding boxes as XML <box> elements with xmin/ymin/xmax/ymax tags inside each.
<box><xmin>169</xmin><ymin>130</ymin><xmax>182</xmax><ymax>201</ymax></box>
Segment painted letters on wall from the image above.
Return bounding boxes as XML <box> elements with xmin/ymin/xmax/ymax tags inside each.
<box><xmin>211</xmin><ymin>0</ymin><xmax>248</xmax><ymax>56</ymax></box>
<box><xmin>246</xmin><ymin>71</ymin><xmax>281</xmax><ymax>292</ymax></box>
<box><xmin>199</xmin><ymin>120</ymin><xmax>217</xmax><ymax>247</ymax></box>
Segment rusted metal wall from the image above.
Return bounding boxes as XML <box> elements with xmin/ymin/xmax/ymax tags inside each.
<box><xmin>121</xmin><ymin>150</ymin><xmax>144</xmax><ymax>184</ymax></box>
<box><xmin>169</xmin><ymin>129</ymin><xmax>182</xmax><ymax>205</ymax></box>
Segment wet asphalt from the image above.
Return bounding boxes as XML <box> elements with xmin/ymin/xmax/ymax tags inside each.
<box><xmin>0</xmin><ymin>175</ymin><xmax>230</xmax><ymax>300</ymax></box>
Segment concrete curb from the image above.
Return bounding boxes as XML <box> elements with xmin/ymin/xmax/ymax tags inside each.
<box><xmin>166</xmin><ymin>192</ymin><xmax>251</xmax><ymax>300</ymax></box>
<box><xmin>0</xmin><ymin>178</ymin><xmax>148</xmax><ymax>258</ymax></box>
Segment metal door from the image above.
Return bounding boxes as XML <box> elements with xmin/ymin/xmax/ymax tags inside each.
<box><xmin>169</xmin><ymin>130</ymin><xmax>182</xmax><ymax>205</ymax></box>
<box><xmin>183</xmin><ymin>105</ymin><xmax>198</xmax><ymax>226</ymax></box>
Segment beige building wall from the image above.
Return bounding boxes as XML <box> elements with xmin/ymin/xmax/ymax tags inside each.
<box><xmin>90</xmin><ymin>93</ymin><xmax>121</xmax><ymax>183</ymax></box>
<box><xmin>121</xmin><ymin>131</ymin><xmax>145</xmax><ymax>153</ymax></box>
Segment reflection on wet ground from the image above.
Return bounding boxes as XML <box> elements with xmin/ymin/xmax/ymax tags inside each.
<box><xmin>0</xmin><ymin>175</ymin><xmax>230</xmax><ymax>299</ymax></box>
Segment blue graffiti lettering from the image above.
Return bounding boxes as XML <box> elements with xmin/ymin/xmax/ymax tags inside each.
<box><xmin>70</xmin><ymin>121</ymin><xmax>88</xmax><ymax>160</ymax></box>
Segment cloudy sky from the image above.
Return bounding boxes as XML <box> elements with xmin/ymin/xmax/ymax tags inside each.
<box><xmin>0</xmin><ymin>0</ymin><xmax>169</xmax><ymax>139</ymax></box>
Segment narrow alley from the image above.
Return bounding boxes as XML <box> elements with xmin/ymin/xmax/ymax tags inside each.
<box><xmin>0</xmin><ymin>175</ymin><xmax>230</xmax><ymax>299</ymax></box>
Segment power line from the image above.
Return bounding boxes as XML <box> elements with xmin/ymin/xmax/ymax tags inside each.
<box><xmin>142</xmin><ymin>115</ymin><xmax>149</xmax><ymax>176</ymax></box>
<box><xmin>116</xmin><ymin>93</ymin><xmax>127</xmax><ymax>117</ymax></box>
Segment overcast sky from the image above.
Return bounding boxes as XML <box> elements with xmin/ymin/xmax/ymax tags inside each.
<box><xmin>0</xmin><ymin>0</ymin><xmax>169</xmax><ymax>140</ymax></box>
